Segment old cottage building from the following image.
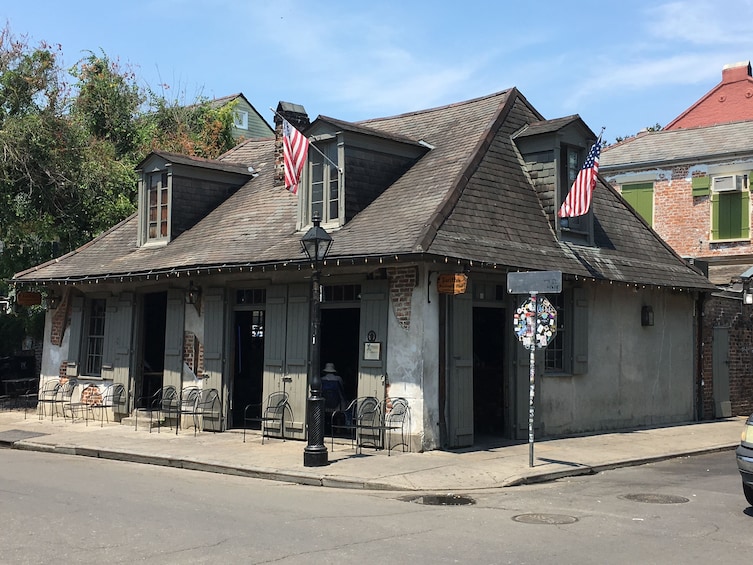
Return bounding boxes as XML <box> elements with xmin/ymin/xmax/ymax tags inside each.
<box><xmin>14</xmin><ymin>89</ymin><xmax>713</xmax><ymax>450</ymax></box>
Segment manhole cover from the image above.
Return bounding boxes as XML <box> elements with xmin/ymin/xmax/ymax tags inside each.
<box><xmin>512</xmin><ymin>513</ymin><xmax>579</xmax><ymax>525</ymax></box>
<box><xmin>401</xmin><ymin>494</ymin><xmax>476</xmax><ymax>506</ymax></box>
<box><xmin>621</xmin><ymin>493</ymin><xmax>689</xmax><ymax>504</ymax></box>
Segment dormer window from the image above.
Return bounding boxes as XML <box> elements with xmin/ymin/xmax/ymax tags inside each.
<box><xmin>234</xmin><ymin>110</ymin><xmax>249</xmax><ymax>130</ymax></box>
<box><xmin>147</xmin><ymin>171</ymin><xmax>170</xmax><ymax>242</ymax></box>
<box><xmin>301</xmin><ymin>137</ymin><xmax>343</xmax><ymax>228</ymax></box>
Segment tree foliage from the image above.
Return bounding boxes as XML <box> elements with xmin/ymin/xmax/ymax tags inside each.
<box><xmin>0</xmin><ymin>26</ymin><xmax>238</xmax><ymax>343</ymax></box>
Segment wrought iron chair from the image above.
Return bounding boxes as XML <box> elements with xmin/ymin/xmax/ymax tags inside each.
<box><xmin>176</xmin><ymin>386</ymin><xmax>201</xmax><ymax>435</ymax></box>
<box><xmin>64</xmin><ymin>383</ymin><xmax>99</xmax><ymax>424</ymax></box>
<box><xmin>37</xmin><ymin>379</ymin><xmax>61</xmax><ymax>420</ymax></box>
<box><xmin>135</xmin><ymin>385</ymin><xmax>178</xmax><ymax>433</ymax></box>
<box><xmin>90</xmin><ymin>383</ymin><xmax>127</xmax><ymax>427</ymax></box>
<box><xmin>180</xmin><ymin>388</ymin><xmax>223</xmax><ymax>436</ymax></box>
<box><xmin>51</xmin><ymin>379</ymin><xmax>77</xmax><ymax>422</ymax></box>
<box><xmin>331</xmin><ymin>396</ymin><xmax>377</xmax><ymax>451</ymax></box>
<box><xmin>355</xmin><ymin>396</ymin><xmax>382</xmax><ymax>453</ymax></box>
<box><xmin>384</xmin><ymin>397</ymin><xmax>410</xmax><ymax>455</ymax></box>
<box><xmin>243</xmin><ymin>391</ymin><xmax>290</xmax><ymax>444</ymax></box>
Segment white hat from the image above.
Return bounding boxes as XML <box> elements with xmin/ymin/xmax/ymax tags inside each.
<box><xmin>323</xmin><ymin>363</ymin><xmax>337</xmax><ymax>373</ymax></box>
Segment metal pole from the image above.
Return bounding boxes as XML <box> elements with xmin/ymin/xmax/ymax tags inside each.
<box><xmin>303</xmin><ymin>266</ymin><xmax>328</xmax><ymax>466</ymax></box>
<box><xmin>529</xmin><ymin>292</ymin><xmax>537</xmax><ymax>468</ymax></box>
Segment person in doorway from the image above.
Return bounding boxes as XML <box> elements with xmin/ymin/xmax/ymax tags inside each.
<box><xmin>321</xmin><ymin>362</ymin><xmax>347</xmax><ymax>412</ymax></box>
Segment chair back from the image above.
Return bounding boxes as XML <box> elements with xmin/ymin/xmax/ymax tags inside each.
<box><xmin>386</xmin><ymin>397</ymin><xmax>409</xmax><ymax>424</ymax></box>
<box><xmin>59</xmin><ymin>379</ymin><xmax>77</xmax><ymax>400</ymax></box>
<box><xmin>104</xmin><ymin>383</ymin><xmax>127</xmax><ymax>413</ymax></box>
<box><xmin>39</xmin><ymin>379</ymin><xmax>61</xmax><ymax>400</ymax></box>
<box><xmin>356</xmin><ymin>396</ymin><xmax>380</xmax><ymax>427</ymax></box>
<box><xmin>157</xmin><ymin>385</ymin><xmax>178</xmax><ymax>410</ymax></box>
<box><xmin>264</xmin><ymin>391</ymin><xmax>289</xmax><ymax>418</ymax></box>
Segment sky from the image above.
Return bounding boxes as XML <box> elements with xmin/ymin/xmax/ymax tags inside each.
<box><xmin>4</xmin><ymin>0</ymin><xmax>753</xmax><ymax>143</ymax></box>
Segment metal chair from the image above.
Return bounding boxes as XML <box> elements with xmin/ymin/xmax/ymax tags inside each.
<box><xmin>176</xmin><ymin>386</ymin><xmax>201</xmax><ymax>435</ymax></box>
<box><xmin>355</xmin><ymin>396</ymin><xmax>382</xmax><ymax>452</ymax></box>
<box><xmin>243</xmin><ymin>391</ymin><xmax>290</xmax><ymax>444</ymax></box>
<box><xmin>135</xmin><ymin>385</ymin><xmax>178</xmax><ymax>433</ymax></box>
<box><xmin>180</xmin><ymin>388</ymin><xmax>223</xmax><ymax>436</ymax></box>
<box><xmin>37</xmin><ymin>379</ymin><xmax>61</xmax><ymax>420</ymax></box>
<box><xmin>90</xmin><ymin>383</ymin><xmax>127</xmax><ymax>427</ymax></box>
<box><xmin>384</xmin><ymin>397</ymin><xmax>410</xmax><ymax>455</ymax></box>
<box><xmin>64</xmin><ymin>383</ymin><xmax>99</xmax><ymax>424</ymax></box>
<box><xmin>50</xmin><ymin>379</ymin><xmax>77</xmax><ymax>422</ymax></box>
<box><xmin>331</xmin><ymin>396</ymin><xmax>376</xmax><ymax>451</ymax></box>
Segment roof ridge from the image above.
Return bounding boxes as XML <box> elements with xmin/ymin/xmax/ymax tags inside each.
<box><xmin>416</xmin><ymin>88</ymin><xmax>519</xmax><ymax>252</ymax></box>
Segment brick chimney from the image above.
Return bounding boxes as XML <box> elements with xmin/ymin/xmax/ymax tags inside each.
<box><xmin>274</xmin><ymin>101</ymin><xmax>310</xmax><ymax>187</ymax></box>
<box><xmin>721</xmin><ymin>61</ymin><xmax>752</xmax><ymax>84</ymax></box>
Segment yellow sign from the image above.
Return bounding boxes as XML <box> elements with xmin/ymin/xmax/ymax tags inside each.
<box><xmin>437</xmin><ymin>273</ymin><xmax>468</xmax><ymax>295</ymax></box>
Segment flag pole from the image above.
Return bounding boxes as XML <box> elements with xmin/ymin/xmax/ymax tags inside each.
<box><xmin>270</xmin><ymin>107</ymin><xmax>343</xmax><ymax>174</ymax></box>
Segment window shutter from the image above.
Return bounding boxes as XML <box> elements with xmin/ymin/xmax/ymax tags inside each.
<box><xmin>710</xmin><ymin>191</ymin><xmax>720</xmax><ymax>240</ymax></box>
<box><xmin>741</xmin><ymin>190</ymin><xmax>750</xmax><ymax>239</ymax></box>
<box><xmin>67</xmin><ymin>296</ymin><xmax>85</xmax><ymax>365</ymax></box>
<box><xmin>572</xmin><ymin>287</ymin><xmax>588</xmax><ymax>375</ymax></box>
<box><xmin>692</xmin><ymin>176</ymin><xmax>710</xmax><ymax>197</ymax></box>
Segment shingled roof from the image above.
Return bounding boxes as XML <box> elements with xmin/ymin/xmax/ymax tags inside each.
<box><xmin>601</xmin><ymin>120</ymin><xmax>753</xmax><ymax>171</ymax></box>
<box><xmin>13</xmin><ymin>89</ymin><xmax>713</xmax><ymax>291</ymax></box>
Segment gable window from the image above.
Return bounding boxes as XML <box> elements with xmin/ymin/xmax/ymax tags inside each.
<box><xmin>711</xmin><ymin>173</ymin><xmax>750</xmax><ymax>241</ymax></box>
<box><xmin>147</xmin><ymin>171</ymin><xmax>170</xmax><ymax>241</ymax></box>
<box><xmin>302</xmin><ymin>139</ymin><xmax>342</xmax><ymax>227</ymax></box>
<box><xmin>558</xmin><ymin>145</ymin><xmax>590</xmax><ymax>234</ymax></box>
<box><xmin>234</xmin><ymin>110</ymin><xmax>249</xmax><ymax>130</ymax></box>
<box><xmin>621</xmin><ymin>182</ymin><xmax>654</xmax><ymax>226</ymax></box>
<box><xmin>84</xmin><ymin>298</ymin><xmax>106</xmax><ymax>376</ymax></box>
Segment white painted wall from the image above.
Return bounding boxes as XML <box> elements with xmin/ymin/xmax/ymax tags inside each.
<box><xmin>540</xmin><ymin>284</ymin><xmax>696</xmax><ymax>436</ymax></box>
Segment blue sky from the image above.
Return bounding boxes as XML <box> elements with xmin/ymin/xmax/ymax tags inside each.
<box><xmin>5</xmin><ymin>0</ymin><xmax>753</xmax><ymax>143</ymax></box>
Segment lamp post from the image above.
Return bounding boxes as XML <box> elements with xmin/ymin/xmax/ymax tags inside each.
<box><xmin>301</xmin><ymin>212</ymin><xmax>333</xmax><ymax>467</ymax></box>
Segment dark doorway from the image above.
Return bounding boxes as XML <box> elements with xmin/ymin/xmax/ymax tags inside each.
<box><xmin>139</xmin><ymin>292</ymin><xmax>167</xmax><ymax>405</ymax></box>
<box><xmin>232</xmin><ymin>310</ymin><xmax>265</xmax><ymax>427</ymax></box>
<box><xmin>320</xmin><ymin>308</ymin><xmax>360</xmax><ymax>405</ymax></box>
<box><xmin>473</xmin><ymin>307</ymin><xmax>505</xmax><ymax>437</ymax></box>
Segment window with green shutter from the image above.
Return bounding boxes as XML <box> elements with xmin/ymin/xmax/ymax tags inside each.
<box><xmin>621</xmin><ymin>182</ymin><xmax>654</xmax><ymax>226</ymax></box>
<box><xmin>711</xmin><ymin>189</ymin><xmax>750</xmax><ymax>240</ymax></box>
<box><xmin>692</xmin><ymin>176</ymin><xmax>710</xmax><ymax>197</ymax></box>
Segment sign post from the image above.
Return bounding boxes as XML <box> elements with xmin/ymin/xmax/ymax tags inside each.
<box><xmin>509</xmin><ymin>271</ymin><xmax>561</xmax><ymax>467</ymax></box>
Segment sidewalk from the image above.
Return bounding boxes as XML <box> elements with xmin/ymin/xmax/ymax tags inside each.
<box><xmin>0</xmin><ymin>409</ymin><xmax>743</xmax><ymax>492</ymax></box>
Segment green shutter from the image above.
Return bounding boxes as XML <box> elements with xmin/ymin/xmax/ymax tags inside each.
<box><xmin>622</xmin><ymin>182</ymin><xmax>654</xmax><ymax>226</ymax></box>
<box><xmin>710</xmin><ymin>191</ymin><xmax>720</xmax><ymax>240</ymax></box>
<box><xmin>741</xmin><ymin>190</ymin><xmax>750</xmax><ymax>239</ymax></box>
<box><xmin>692</xmin><ymin>176</ymin><xmax>710</xmax><ymax>197</ymax></box>
<box><xmin>67</xmin><ymin>296</ymin><xmax>84</xmax><ymax>365</ymax></box>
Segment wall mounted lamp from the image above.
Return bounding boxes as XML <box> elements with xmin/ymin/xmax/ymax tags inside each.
<box><xmin>641</xmin><ymin>305</ymin><xmax>654</xmax><ymax>327</ymax></box>
<box><xmin>186</xmin><ymin>281</ymin><xmax>202</xmax><ymax>311</ymax></box>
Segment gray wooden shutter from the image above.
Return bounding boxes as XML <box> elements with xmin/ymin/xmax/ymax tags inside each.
<box><xmin>162</xmin><ymin>289</ymin><xmax>185</xmax><ymax>391</ymax></box>
<box><xmin>101</xmin><ymin>294</ymin><xmax>134</xmax><ymax>407</ymax></box>
<box><xmin>284</xmin><ymin>283</ymin><xmax>310</xmax><ymax>439</ymax></box>
<box><xmin>447</xmin><ymin>291</ymin><xmax>473</xmax><ymax>448</ymax></box>
<box><xmin>202</xmin><ymin>288</ymin><xmax>225</xmax><ymax>393</ymax></box>
<box><xmin>572</xmin><ymin>287</ymin><xmax>589</xmax><ymax>375</ymax></box>
<box><xmin>358</xmin><ymin>279</ymin><xmax>389</xmax><ymax>400</ymax></box>
<box><xmin>67</xmin><ymin>295</ymin><xmax>85</xmax><ymax>366</ymax></box>
<box><xmin>262</xmin><ymin>285</ymin><xmax>288</xmax><ymax>435</ymax></box>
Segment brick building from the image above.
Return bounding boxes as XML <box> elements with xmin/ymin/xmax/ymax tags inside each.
<box><xmin>601</xmin><ymin>62</ymin><xmax>753</xmax><ymax>419</ymax></box>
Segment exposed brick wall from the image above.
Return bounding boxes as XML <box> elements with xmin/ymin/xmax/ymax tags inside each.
<box><xmin>183</xmin><ymin>331</ymin><xmax>205</xmax><ymax>377</ymax></box>
<box><xmin>702</xmin><ymin>295</ymin><xmax>753</xmax><ymax>418</ymax></box>
<box><xmin>80</xmin><ymin>384</ymin><xmax>103</xmax><ymax>405</ymax></box>
<box><xmin>50</xmin><ymin>288</ymin><xmax>71</xmax><ymax>347</ymax></box>
<box><xmin>387</xmin><ymin>266</ymin><xmax>417</xmax><ymax>330</ymax></box>
<box><xmin>611</xmin><ymin>166</ymin><xmax>753</xmax><ymax>260</ymax></box>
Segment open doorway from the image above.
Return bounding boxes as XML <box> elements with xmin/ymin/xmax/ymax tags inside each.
<box><xmin>232</xmin><ymin>310</ymin><xmax>265</xmax><ymax>427</ymax></box>
<box><xmin>473</xmin><ymin>306</ymin><xmax>506</xmax><ymax>437</ymax></box>
<box><xmin>138</xmin><ymin>292</ymin><xmax>167</xmax><ymax>406</ymax></box>
<box><xmin>320</xmin><ymin>308</ymin><xmax>360</xmax><ymax>407</ymax></box>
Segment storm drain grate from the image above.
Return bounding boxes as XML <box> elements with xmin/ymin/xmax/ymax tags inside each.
<box><xmin>512</xmin><ymin>513</ymin><xmax>579</xmax><ymax>525</ymax></box>
<box><xmin>400</xmin><ymin>494</ymin><xmax>476</xmax><ymax>506</ymax></box>
<box><xmin>621</xmin><ymin>493</ymin><xmax>690</xmax><ymax>504</ymax></box>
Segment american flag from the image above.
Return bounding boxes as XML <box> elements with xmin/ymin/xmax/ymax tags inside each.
<box><xmin>558</xmin><ymin>140</ymin><xmax>601</xmax><ymax>218</ymax></box>
<box><xmin>282</xmin><ymin>119</ymin><xmax>309</xmax><ymax>194</ymax></box>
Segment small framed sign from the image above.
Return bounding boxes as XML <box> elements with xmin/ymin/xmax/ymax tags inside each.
<box><xmin>363</xmin><ymin>342</ymin><xmax>381</xmax><ymax>360</ymax></box>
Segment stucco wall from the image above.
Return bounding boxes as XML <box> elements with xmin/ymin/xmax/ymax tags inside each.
<box><xmin>540</xmin><ymin>284</ymin><xmax>696</xmax><ymax>436</ymax></box>
<box><xmin>385</xmin><ymin>266</ymin><xmax>440</xmax><ymax>451</ymax></box>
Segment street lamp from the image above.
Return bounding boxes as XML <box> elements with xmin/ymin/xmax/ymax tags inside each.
<box><xmin>301</xmin><ymin>212</ymin><xmax>333</xmax><ymax>467</ymax></box>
